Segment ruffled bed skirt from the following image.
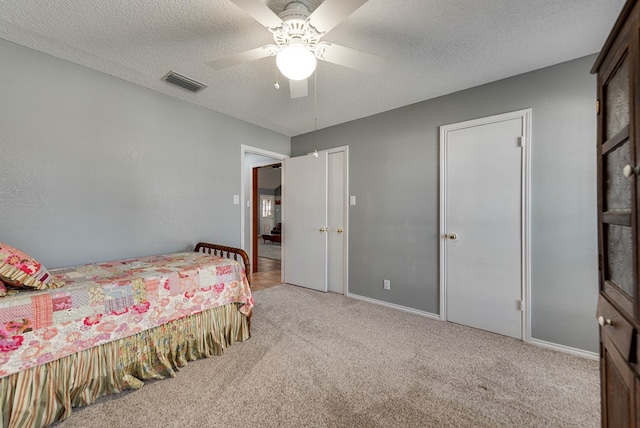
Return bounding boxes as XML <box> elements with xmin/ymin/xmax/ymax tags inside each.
<box><xmin>0</xmin><ymin>303</ymin><xmax>249</xmax><ymax>428</ymax></box>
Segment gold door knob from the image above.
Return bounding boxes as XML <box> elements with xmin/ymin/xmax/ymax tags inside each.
<box><xmin>319</xmin><ymin>227</ymin><xmax>326</xmax><ymax>232</ymax></box>
<box><xmin>447</xmin><ymin>233</ymin><xmax>458</xmax><ymax>241</ymax></box>
<box><xmin>623</xmin><ymin>165</ymin><xmax>639</xmax><ymax>177</ymax></box>
<box><xmin>598</xmin><ymin>315</ymin><xmax>612</xmax><ymax>327</ymax></box>
<box><xmin>337</xmin><ymin>228</ymin><xmax>343</xmax><ymax>234</ymax></box>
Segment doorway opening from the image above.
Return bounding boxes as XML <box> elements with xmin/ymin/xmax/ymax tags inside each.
<box><xmin>240</xmin><ymin>145</ymin><xmax>287</xmax><ymax>289</ymax></box>
<box><xmin>252</xmin><ymin>163</ymin><xmax>283</xmax><ymax>289</ymax></box>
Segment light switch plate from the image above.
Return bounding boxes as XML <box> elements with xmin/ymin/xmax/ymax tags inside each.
<box><xmin>350</xmin><ymin>196</ymin><xmax>356</xmax><ymax>205</ymax></box>
<box><xmin>233</xmin><ymin>195</ymin><xmax>239</xmax><ymax>204</ymax></box>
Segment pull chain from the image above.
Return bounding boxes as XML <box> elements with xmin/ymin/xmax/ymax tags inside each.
<box><xmin>274</xmin><ymin>61</ymin><xmax>280</xmax><ymax>89</ymax></box>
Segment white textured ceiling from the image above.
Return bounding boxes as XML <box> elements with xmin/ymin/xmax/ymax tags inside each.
<box><xmin>0</xmin><ymin>0</ymin><xmax>626</xmax><ymax>137</ymax></box>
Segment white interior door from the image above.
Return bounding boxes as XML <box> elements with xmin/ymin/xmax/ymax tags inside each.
<box><xmin>441</xmin><ymin>110</ymin><xmax>530</xmax><ymax>340</ymax></box>
<box><xmin>283</xmin><ymin>152</ymin><xmax>328</xmax><ymax>292</ymax></box>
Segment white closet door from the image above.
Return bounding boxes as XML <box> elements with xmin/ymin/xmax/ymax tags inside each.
<box><xmin>442</xmin><ymin>113</ymin><xmax>526</xmax><ymax>339</ymax></box>
<box><xmin>283</xmin><ymin>152</ymin><xmax>328</xmax><ymax>292</ymax></box>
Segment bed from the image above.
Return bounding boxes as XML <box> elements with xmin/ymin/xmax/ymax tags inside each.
<box><xmin>0</xmin><ymin>242</ymin><xmax>252</xmax><ymax>428</ymax></box>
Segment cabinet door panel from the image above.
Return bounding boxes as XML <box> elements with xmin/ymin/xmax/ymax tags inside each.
<box><xmin>600</xmin><ymin>45</ymin><xmax>635</xmax><ymax>315</ymax></box>
<box><xmin>605</xmin><ymin>223</ymin><xmax>635</xmax><ymax>298</ymax></box>
<box><xmin>602</xmin><ymin>333</ymin><xmax>635</xmax><ymax>427</ymax></box>
<box><xmin>604</xmin><ymin>53</ymin><xmax>630</xmax><ymax>141</ymax></box>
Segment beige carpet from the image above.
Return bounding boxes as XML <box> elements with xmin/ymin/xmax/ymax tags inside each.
<box><xmin>55</xmin><ymin>284</ymin><xmax>599</xmax><ymax>428</ymax></box>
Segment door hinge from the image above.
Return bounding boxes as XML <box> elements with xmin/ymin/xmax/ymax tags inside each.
<box><xmin>518</xmin><ymin>136</ymin><xmax>525</xmax><ymax>148</ymax></box>
<box><xmin>517</xmin><ymin>300</ymin><xmax>525</xmax><ymax>312</ymax></box>
<box><xmin>596</xmin><ymin>99</ymin><xmax>601</xmax><ymax>115</ymax></box>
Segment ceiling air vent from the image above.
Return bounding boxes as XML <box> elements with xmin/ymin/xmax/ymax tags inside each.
<box><xmin>162</xmin><ymin>71</ymin><xmax>207</xmax><ymax>93</ymax></box>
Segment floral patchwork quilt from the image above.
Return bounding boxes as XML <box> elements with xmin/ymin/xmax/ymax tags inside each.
<box><xmin>0</xmin><ymin>252</ymin><xmax>253</xmax><ymax>378</ymax></box>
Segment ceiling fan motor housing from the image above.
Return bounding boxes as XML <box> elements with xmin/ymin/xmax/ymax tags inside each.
<box><xmin>272</xmin><ymin>2</ymin><xmax>322</xmax><ymax>51</ymax></box>
<box><xmin>279</xmin><ymin>2</ymin><xmax>311</xmax><ymax>22</ymax></box>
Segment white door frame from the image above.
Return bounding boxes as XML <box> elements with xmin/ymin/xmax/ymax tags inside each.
<box><xmin>240</xmin><ymin>145</ymin><xmax>288</xmax><ymax>262</ymax></box>
<box><xmin>439</xmin><ymin>109</ymin><xmax>532</xmax><ymax>342</ymax></box>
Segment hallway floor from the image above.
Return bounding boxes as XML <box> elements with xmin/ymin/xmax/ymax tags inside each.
<box><xmin>250</xmin><ymin>257</ymin><xmax>281</xmax><ymax>291</ymax></box>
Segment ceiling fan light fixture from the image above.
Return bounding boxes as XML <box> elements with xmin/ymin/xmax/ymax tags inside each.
<box><xmin>276</xmin><ymin>41</ymin><xmax>317</xmax><ymax>81</ymax></box>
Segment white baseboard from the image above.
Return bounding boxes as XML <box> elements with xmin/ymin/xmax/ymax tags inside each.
<box><xmin>346</xmin><ymin>292</ymin><xmax>440</xmax><ymax>320</ymax></box>
<box><xmin>346</xmin><ymin>292</ymin><xmax>599</xmax><ymax>360</ymax></box>
<box><xmin>528</xmin><ymin>338</ymin><xmax>599</xmax><ymax>360</ymax></box>
<box><xmin>347</xmin><ymin>292</ymin><xmax>599</xmax><ymax>360</ymax></box>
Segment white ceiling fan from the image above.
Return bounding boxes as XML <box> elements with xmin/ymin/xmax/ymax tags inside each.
<box><xmin>206</xmin><ymin>0</ymin><xmax>386</xmax><ymax>99</ymax></box>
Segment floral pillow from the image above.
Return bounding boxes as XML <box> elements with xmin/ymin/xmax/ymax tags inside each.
<box><xmin>0</xmin><ymin>243</ymin><xmax>59</xmax><ymax>290</ymax></box>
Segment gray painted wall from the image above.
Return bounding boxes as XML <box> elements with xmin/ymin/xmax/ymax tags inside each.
<box><xmin>0</xmin><ymin>39</ymin><xmax>289</xmax><ymax>268</ymax></box>
<box><xmin>292</xmin><ymin>55</ymin><xmax>599</xmax><ymax>353</ymax></box>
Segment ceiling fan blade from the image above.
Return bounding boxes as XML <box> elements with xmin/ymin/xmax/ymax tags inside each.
<box><xmin>307</xmin><ymin>0</ymin><xmax>369</xmax><ymax>34</ymax></box>
<box><xmin>230</xmin><ymin>0</ymin><xmax>284</xmax><ymax>29</ymax></box>
<box><xmin>316</xmin><ymin>42</ymin><xmax>386</xmax><ymax>74</ymax></box>
<box><xmin>206</xmin><ymin>45</ymin><xmax>278</xmax><ymax>70</ymax></box>
<box><xmin>290</xmin><ymin>78</ymin><xmax>308</xmax><ymax>99</ymax></box>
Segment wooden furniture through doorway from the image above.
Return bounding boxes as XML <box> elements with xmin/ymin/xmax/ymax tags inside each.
<box><xmin>592</xmin><ymin>1</ymin><xmax>639</xmax><ymax>426</ymax></box>
<box><xmin>261</xmin><ymin>234</ymin><xmax>281</xmax><ymax>244</ymax></box>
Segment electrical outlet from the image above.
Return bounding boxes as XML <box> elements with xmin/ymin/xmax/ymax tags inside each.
<box><xmin>383</xmin><ymin>279</ymin><xmax>390</xmax><ymax>290</ymax></box>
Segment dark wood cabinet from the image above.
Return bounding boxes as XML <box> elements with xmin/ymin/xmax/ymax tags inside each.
<box><xmin>592</xmin><ymin>0</ymin><xmax>640</xmax><ymax>426</ymax></box>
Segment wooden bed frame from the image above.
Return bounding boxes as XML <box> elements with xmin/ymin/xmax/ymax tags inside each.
<box><xmin>194</xmin><ymin>242</ymin><xmax>251</xmax><ymax>287</ymax></box>
<box><xmin>195</xmin><ymin>242</ymin><xmax>252</xmax><ymax>331</ymax></box>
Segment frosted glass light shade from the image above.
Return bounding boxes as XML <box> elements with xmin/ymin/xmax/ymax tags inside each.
<box><xmin>276</xmin><ymin>42</ymin><xmax>317</xmax><ymax>81</ymax></box>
